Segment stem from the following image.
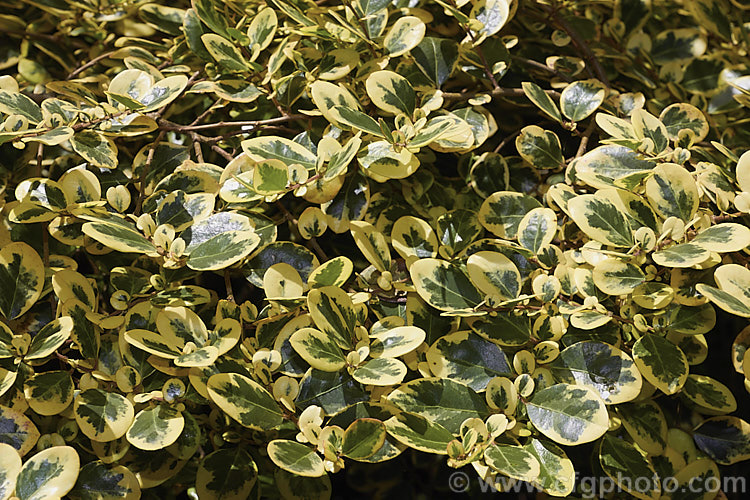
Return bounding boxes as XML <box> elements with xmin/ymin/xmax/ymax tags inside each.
<box><xmin>575</xmin><ymin>119</ymin><xmax>597</xmax><ymax>158</ymax></box>
<box><xmin>510</xmin><ymin>55</ymin><xmax>572</xmax><ymax>82</ymax></box>
<box><xmin>134</xmin><ymin>130</ymin><xmax>166</xmax><ymax>216</ymax></box>
<box><xmin>158</xmin><ymin>114</ymin><xmax>306</xmax><ymax>132</ymax></box>
<box><xmin>224</xmin><ymin>270</ymin><xmax>235</xmax><ymax>303</ymax></box>
<box><xmin>308</xmin><ymin>237</ymin><xmax>328</xmax><ymax>262</ymax></box>
<box><xmin>67</xmin><ymin>51</ymin><xmax>116</xmax><ymax>79</ymax></box>
<box><xmin>442</xmin><ymin>87</ymin><xmax>560</xmax><ymax>102</ymax></box>
<box><xmin>538</xmin><ymin>3</ymin><xmax>610</xmax><ymax>87</ymax></box>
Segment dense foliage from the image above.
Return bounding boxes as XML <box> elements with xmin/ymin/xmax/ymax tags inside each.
<box><xmin>2</xmin><ymin>0</ymin><xmax>750</xmax><ymax>498</ymax></box>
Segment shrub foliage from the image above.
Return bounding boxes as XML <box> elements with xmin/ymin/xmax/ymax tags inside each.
<box><xmin>1</xmin><ymin>0</ymin><xmax>750</xmax><ymax>498</ymax></box>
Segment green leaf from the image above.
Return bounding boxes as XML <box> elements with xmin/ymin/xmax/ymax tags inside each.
<box><xmin>187</xmin><ymin>230</ymin><xmax>261</xmax><ymax>271</ymax></box>
<box><xmin>155</xmin><ymin>190</ymin><xmax>213</xmax><ymax>232</ymax></box>
<box><xmin>15</xmin><ymin>446</ymin><xmax>79</xmax><ymax>500</ymax></box>
<box><xmin>191</xmin><ymin>0</ymin><xmax>229</xmax><ymax>36</ymax></box>
<box><xmin>663</xmin><ymin>303</ymin><xmax>716</xmax><ymax>335</ymax></box>
<box><xmin>201</xmin><ymin>34</ymin><xmax>251</xmax><ymax>72</ymax></box>
<box><xmin>352</xmin><ymin>358</ymin><xmax>407</xmax><ymax>386</ymax></box>
<box><xmin>568</xmin><ymin>194</ymin><xmax>634</xmax><ymax>247</ymax></box>
<box><xmin>651</xmin><ymin>28</ymin><xmax>706</xmax><ymax>64</ymax></box>
<box><xmin>387</xmin><ymin>378</ymin><xmax>489</xmax><ymax>433</ymax></box>
<box><xmin>409</xmin><ymin>258</ymin><xmax>483</xmax><ymax>312</ymax></box>
<box><xmin>82</xmin><ymin>220</ymin><xmax>154</xmax><ymax>254</ymax></box>
<box><xmin>365</xmin><ymin>70</ymin><xmax>416</xmax><ymax>116</ymax></box>
<box><xmin>369</xmin><ymin>326</ymin><xmax>426</xmax><ymax>358</ymax></box>
<box><xmin>526</xmin><ymin>383</ymin><xmax>609</xmax><ymax>445</ymax></box>
<box><xmin>426</xmin><ymin>330</ymin><xmax>511</xmax><ymax>391</ymax></box>
<box><xmin>247</xmin><ymin>7</ymin><xmax>278</xmax><ymax>51</ymax></box>
<box><xmin>693</xmin><ymin>416</ymin><xmax>750</xmax><ymax>465</ymax></box>
<box><xmin>478</xmin><ymin>191</ymin><xmax>542</xmax><ymax>239</ymax></box>
<box><xmin>515</xmin><ymin>125</ymin><xmax>564</xmax><ymax>170</ymax></box>
<box><xmin>23</xmin><ymin>126</ymin><xmax>74</xmax><ymax>146</ymax></box>
<box><xmin>691</xmin><ymin>223</ymin><xmax>750</xmax><ymax>253</ymax></box>
<box><xmin>0</xmin><ymin>90</ymin><xmax>42</xmax><ymax>123</ymax></box>
<box><xmin>331</xmin><ymin>106</ymin><xmax>384</xmax><ymax>137</ymax></box>
<box><xmin>254</xmin><ymin>159</ymin><xmax>289</xmax><ymax>194</ymax></box>
<box><xmin>383</xmin><ymin>16</ymin><xmax>425</xmax><ymax>57</ymax></box>
<box><xmin>126</xmin><ymin>406</ymin><xmax>184</xmax><ymax>451</ymax></box>
<box><xmin>297</xmin><ymin>369</ymin><xmax>368</xmax><ymax>415</ymax></box>
<box><xmin>196</xmin><ymin>448</ymin><xmax>258</xmax><ymax>500</ymax></box>
<box><xmin>410</xmin><ymin>116</ymin><xmax>456</xmax><ymax>148</ymax></box>
<box><xmin>517</xmin><ymin>207</ymin><xmax>557</xmax><ymax>254</ymax></box>
<box><xmin>61</xmin><ymin>299</ymin><xmax>100</xmax><ymax>360</ymax></box>
<box><xmin>572</xmin><ymin>145</ymin><xmax>655</xmax><ymax>190</ymax></box>
<box><xmin>322</xmin><ymin>171</ymin><xmax>369</xmax><ymax>233</ymax></box>
<box><xmin>307</xmin><ymin>286</ymin><xmax>356</xmax><ymax>349</ymax></box>
<box><xmin>616</xmin><ymin>401</ymin><xmax>668</xmax><ymax>455</ymax></box>
<box><xmin>0</xmin><ymin>443</ymin><xmax>21</xmax><ymax>500</ymax></box>
<box><xmin>243</xmin><ymin>241</ymin><xmax>319</xmax><ymax>287</ymax></box>
<box><xmin>552</xmin><ymin>341</ymin><xmax>642</xmax><ymax>404</ymax></box>
<box><xmin>290</xmin><ymin>327</ymin><xmax>346</xmax><ymax>372</ymax></box>
<box><xmin>523</xmin><ymin>439</ymin><xmax>575</xmax><ymax>496</ymax></box>
<box><xmin>356</xmin><ymin>0</ymin><xmax>390</xmax><ymax>16</ymax></box>
<box><xmin>26</xmin><ymin>317</ymin><xmax>73</xmax><ymax>360</ymax></box>
<box><xmin>70</xmin><ymin>131</ymin><xmax>118</xmax><ymax>169</ymax></box>
<box><xmin>560</xmin><ymin>79</ymin><xmax>607</xmax><ymax>122</ymax></box>
<box><xmin>357</xmin><ymin>140</ymin><xmax>420</xmax><ymax>180</ymax></box>
<box><xmin>242</xmin><ymin>136</ymin><xmax>317</xmax><ymax>170</ymax></box>
<box><xmin>592</xmin><ymin>258</ymin><xmax>646</xmax><ymax>295</ymax></box>
<box><xmin>326</xmin><ymin>134</ymin><xmax>361</xmax><ymax>179</ymax></box>
<box><xmin>468</xmin><ymin>312</ymin><xmax>532</xmax><ymax>347</ymax></box>
<box><xmin>23</xmin><ymin>371</ymin><xmax>74</xmax><ymax>416</ymax></box>
<box><xmin>0</xmin><ymin>405</ymin><xmax>40</xmax><ymax>456</ymax></box>
<box><xmin>659</xmin><ymin>102</ymin><xmax>709</xmax><ymax>142</ymax></box>
<box><xmin>599</xmin><ymin>434</ymin><xmax>660</xmax><ymax>500</ymax></box>
<box><xmin>0</xmin><ymin>242</ymin><xmax>44</xmax><ymax>320</ymax></box>
<box><xmin>267</xmin><ymin>440</ymin><xmax>326</xmax><ymax>477</ymax></box>
<box><xmin>391</xmin><ymin>216</ymin><xmax>438</xmax><ymax>262</ymax></box>
<box><xmin>652</xmin><ymin>243</ymin><xmax>710</xmax><ymax>268</ymax></box>
<box><xmin>435</xmin><ymin>209</ymin><xmax>482</xmax><ymax>257</ymax></box>
<box><xmin>682</xmin><ymin>374</ymin><xmax>737</xmax><ymax>414</ymax></box>
<box><xmin>632</xmin><ymin>334</ymin><xmax>689</xmax><ymax>395</ymax></box>
<box><xmin>411</xmin><ymin>37</ymin><xmax>459</xmax><ymax>86</ymax></box>
<box><xmin>645</xmin><ymin>163</ymin><xmax>699</xmax><ymax>221</ymax></box>
<box><xmin>342</xmin><ymin>418</ymin><xmax>387</xmax><ymax>461</ymax></box>
<box><xmin>522</xmin><ymin>81</ymin><xmax>562</xmax><ymax>123</ymax></box>
<box><xmin>68</xmin><ymin>461</ymin><xmax>141</xmax><ymax>500</ymax></box>
<box><xmin>207</xmin><ymin>373</ymin><xmax>284</xmax><ymax>430</ymax></box>
<box><xmin>484</xmin><ymin>444</ymin><xmax>541</xmax><ymax>482</ymax></box>
<box><xmin>470</xmin><ymin>0</ymin><xmax>510</xmax><ymax>37</ymax></box>
<box><xmin>307</xmin><ymin>256</ymin><xmax>353</xmax><ymax>288</ymax></box>
<box><xmin>383</xmin><ymin>411</ymin><xmax>453</xmax><ymax>454</ymax></box>
<box><xmin>74</xmin><ymin>389</ymin><xmax>135</xmax><ymax>442</ymax></box>
<box><xmin>350</xmin><ymin>221</ymin><xmax>391</xmax><ymax>271</ymax></box>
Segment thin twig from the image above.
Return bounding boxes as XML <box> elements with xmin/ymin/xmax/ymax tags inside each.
<box><xmin>538</xmin><ymin>3</ymin><xmax>610</xmax><ymax>87</ymax></box>
<box><xmin>134</xmin><ymin>130</ymin><xmax>166</xmax><ymax>216</ymax></box>
<box><xmin>158</xmin><ymin>114</ymin><xmax>305</xmax><ymax>132</ymax></box>
<box><xmin>575</xmin><ymin>119</ymin><xmax>597</xmax><ymax>158</ymax></box>
<box><xmin>493</xmin><ymin>127</ymin><xmax>524</xmax><ymax>153</ymax></box>
<box><xmin>211</xmin><ymin>144</ymin><xmax>235</xmax><ymax>161</ymax></box>
<box><xmin>4</xmin><ymin>30</ymin><xmax>87</xmax><ymax>49</ymax></box>
<box><xmin>510</xmin><ymin>55</ymin><xmax>573</xmax><ymax>82</ymax></box>
<box><xmin>308</xmin><ymin>238</ymin><xmax>328</xmax><ymax>262</ymax></box>
<box><xmin>442</xmin><ymin>87</ymin><xmax>559</xmax><ymax>102</ymax></box>
<box><xmin>224</xmin><ymin>270</ymin><xmax>235</xmax><ymax>303</ymax></box>
<box><xmin>67</xmin><ymin>51</ymin><xmax>116</xmax><ymax>79</ymax></box>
